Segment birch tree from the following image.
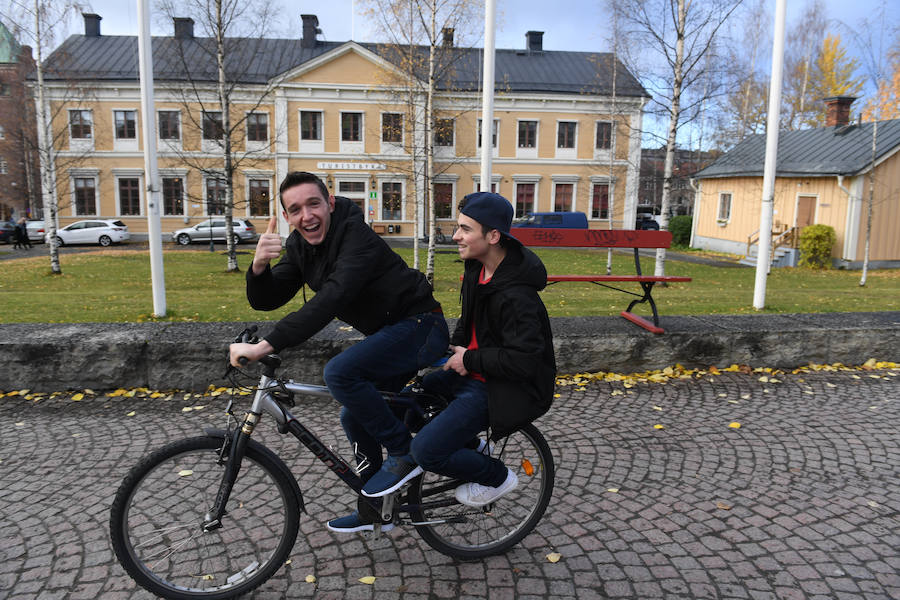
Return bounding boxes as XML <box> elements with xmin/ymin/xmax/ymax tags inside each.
<box><xmin>358</xmin><ymin>0</ymin><xmax>480</xmax><ymax>283</ymax></box>
<box><xmin>156</xmin><ymin>0</ymin><xmax>278</xmax><ymax>272</ymax></box>
<box><xmin>0</xmin><ymin>0</ymin><xmax>88</xmax><ymax>274</ymax></box>
<box><xmin>782</xmin><ymin>0</ymin><xmax>826</xmax><ymax>130</ymax></box>
<box><xmin>714</xmin><ymin>0</ymin><xmax>769</xmax><ymax>147</ymax></box>
<box><xmin>613</xmin><ymin>0</ymin><xmax>742</xmax><ymax>277</ymax></box>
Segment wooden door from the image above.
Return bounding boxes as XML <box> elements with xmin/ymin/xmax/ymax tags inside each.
<box><xmin>796</xmin><ymin>196</ymin><xmax>817</xmax><ymax>228</ymax></box>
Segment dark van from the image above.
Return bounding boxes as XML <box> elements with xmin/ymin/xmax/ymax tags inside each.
<box><xmin>512</xmin><ymin>211</ymin><xmax>588</xmax><ymax>229</ymax></box>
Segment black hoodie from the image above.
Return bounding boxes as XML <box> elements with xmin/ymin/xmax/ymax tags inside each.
<box><xmin>454</xmin><ymin>242</ymin><xmax>556</xmax><ymax>439</ymax></box>
<box><xmin>247</xmin><ymin>197</ymin><xmax>440</xmax><ymax>352</ymax></box>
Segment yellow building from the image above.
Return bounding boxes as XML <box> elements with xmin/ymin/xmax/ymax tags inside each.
<box><xmin>693</xmin><ymin>98</ymin><xmax>900</xmax><ymax>268</ymax></box>
<box><xmin>39</xmin><ymin>13</ymin><xmax>649</xmax><ymax>242</ymax></box>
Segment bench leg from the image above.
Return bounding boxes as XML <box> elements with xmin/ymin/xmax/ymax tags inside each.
<box><xmin>621</xmin><ymin>282</ymin><xmax>665</xmax><ymax>334</ymax></box>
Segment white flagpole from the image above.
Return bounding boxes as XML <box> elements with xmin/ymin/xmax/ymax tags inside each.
<box><xmin>753</xmin><ymin>0</ymin><xmax>787</xmax><ymax>309</ymax></box>
<box><xmin>138</xmin><ymin>0</ymin><xmax>166</xmax><ymax>315</ymax></box>
<box><xmin>479</xmin><ymin>0</ymin><xmax>497</xmax><ymax>193</ymax></box>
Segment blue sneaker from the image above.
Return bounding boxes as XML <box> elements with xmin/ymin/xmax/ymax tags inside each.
<box><xmin>361</xmin><ymin>453</ymin><xmax>423</xmax><ymax>497</ymax></box>
<box><xmin>326</xmin><ymin>511</ymin><xmax>394</xmax><ymax>533</ymax></box>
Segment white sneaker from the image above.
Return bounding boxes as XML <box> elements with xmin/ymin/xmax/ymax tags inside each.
<box><xmin>454</xmin><ymin>468</ymin><xmax>518</xmax><ymax>507</ymax></box>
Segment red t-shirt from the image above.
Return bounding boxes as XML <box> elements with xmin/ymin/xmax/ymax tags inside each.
<box><xmin>465</xmin><ymin>266</ymin><xmax>491</xmax><ymax>382</ymax></box>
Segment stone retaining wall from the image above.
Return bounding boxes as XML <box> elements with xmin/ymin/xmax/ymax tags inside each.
<box><xmin>1</xmin><ymin>312</ymin><xmax>898</xmax><ymax>391</ymax></box>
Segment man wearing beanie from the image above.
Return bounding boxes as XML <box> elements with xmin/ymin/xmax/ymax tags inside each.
<box><xmin>410</xmin><ymin>192</ymin><xmax>556</xmax><ymax>506</ymax></box>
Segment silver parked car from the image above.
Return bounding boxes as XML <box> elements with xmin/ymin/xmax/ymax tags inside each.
<box><xmin>26</xmin><ymin>220</ymin><xmax>46</xmax><ymax>243</ymax></box>
<box><xmin>56</xmin><ymin>219</ymin><xmax>130</xmax><ymax>246</ymax></box>
<box><xmin>172</xmin><ymin>218</ymin><xmax>258</xmax><ymax>246</ymax></box>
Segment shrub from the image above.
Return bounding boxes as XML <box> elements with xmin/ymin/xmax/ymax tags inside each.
<box><xmin>798</xmin><ymin>224</ymin><xmax>836</xmax><ymax>268</ymax></box>
<box><xmin>668</xmin><ymin>215</ymin><xmax>692</xmax><ymax>247</ymax></box>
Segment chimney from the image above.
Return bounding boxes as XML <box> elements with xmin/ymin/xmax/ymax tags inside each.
<box><xmin>526</xmin><ymin>30</ymin><xmax>543</xmax><ymax>52</ymax></box>
<box><xmin>174</xmin><ymin>17</ymin><xmax>195</xmax><ymax>39</ymax></box>
<box><xmin>301</xmin><ymin>14</ymin><xmax>320</xmax><ymax>49</ymax></box>
<box><xmin>824</xmin><ymin>96</ymin><xmax>857</xmax><ymax>127</ymax></box>
<box><xmin>442</xmin><ymin>27</ymin><xmax>455</xmax><ymax>47</ymax></box>
<box><xmin>83</xmin><ymin>13</ymin><xmax>102</xmax><ymax>37</ymax></box>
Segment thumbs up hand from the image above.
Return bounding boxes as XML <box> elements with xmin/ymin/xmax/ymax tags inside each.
<box><xmin>252</xmin><ymin>214</ymin><xmax>283</xmax><ymax>275</ymax></box>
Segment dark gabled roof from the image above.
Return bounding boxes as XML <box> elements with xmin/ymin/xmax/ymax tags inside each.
<box><xmin>695</xmin><ymin>119</ymin><xmax>900</xmax><ymax>179</ymax></box>
<box><xmin>40</xmin><ymin>34</ymin><xmax>649</xmax><ymax>98</ymax></box>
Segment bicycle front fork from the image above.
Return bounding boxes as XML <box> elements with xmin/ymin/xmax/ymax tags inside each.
<box><xmin>204</xmin><ymin>412</ymin><xmax>259</xmax><ymax>530</ymax></box>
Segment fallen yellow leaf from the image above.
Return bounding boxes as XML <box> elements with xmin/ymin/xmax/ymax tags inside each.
<box><xmin>728</xmin><ymin>422</ymin><xmax>741</xmax><ymax>429</ymax></box>
<box><xmin>359</xmin><ymin>576</ymin><xmax>376</xmax><ymax>585</ymax></box>
<box><xmin>71</xmin><ymin>393</ymin><xmax>84</xmax><ymax>401</ymax></box>
<box><xmin>607</xmin><ymin>487</ymin><xmax>619</xmax><ymax>493</ymax></box>
<box><xmin>178</xmin><ymin>470</ymin><xmax>193</xmax><ymax>477</ymax></box>
<box><xmin>716</xmin><ymin>501</ymin><xmax>733</xmax><ymax>510</ymax></box>
<box><xmin>126</xmin><ymin>411</ymin><xmax>136</xmax><ymax>417</ymax></box>
<box><xmin>546</xmin><ymin>552</ymin><xmax>562</xmax><ymax>563</ymax></box>
<box><xmin>653</xmin><ymin>424</ymin><xmax>665</xmax><ymax>430</ymax></box>
<box><xmin>305</xmin><ymin>574</ymin><xmax>316</xmax><ymax>583</ymax></box>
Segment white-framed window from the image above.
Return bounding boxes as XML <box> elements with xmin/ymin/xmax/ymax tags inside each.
<box><xmin>202</xmin><ymin>111</ymin><xmax>224</xmax><ymax>152</ymax></box>
<box><xmin>116</xmin><ymin>175</ymin><xmax>142</xmax><ymax>216</ymax></box>
<box><xmin>381</xmin><ymin>180</ymin><xmax>403</xmax><ymax>221</ymax></box>
<box><xmin>158</xmin><ymin>110</ymin><xmax>181</xmax><ymax>151</ymax></box>
<box><xmin>246</xmin><ymin>112</ymin><xmax>269</xmax><ymax>152</ymax></box>
<box><xmin>471</xmin><ymin>174</ymin><xmax>500</xmax><ymax>194</ymax></box>
<box><xmin>299</xmin><ymin>109</ymin><xmax>324</xmax><ymax>153</ymax></box>
<box><xmin>113</xmin><ymin>109</ymin><xmax>139</xmax><ymax>152</ymax></box>
<box><xmin>517</xmin><ymin>119</ymin><xmax>538</xmax><ymax>159</ymax></box>
<box><xmin>477</xmin><ymin>118</ymin><xmax>499</xmax><ymax>157</ymax></box>
<box><xmin>595</xmin><ymin>120</ymin><xmax>614</xmax><ymax>159</ymax></box>
<box><xmin>161</xmin><ymin>175</ymin><xmax>185</xmax><ymax>216</ymax></box>
<box><xmin>552</xmin><ymin>176</ymin><xmax>579</xmax><ymax>212</ymax></box>
<box><xmin>69</xmin><ymin>109</ymin><xmax>93</xmax><ymax>151</ymax></box>
<box><xmin>556</xmin><ymin>121</ymin><xmax>577</xmax><ymax>159</ymax></box>
<box><xmin>340</xmin><ymin>111</ymin><xmax>364</xmax><ymax>154</ymax></box>
<box><xmin>434</xmin><ymin>118</ymin><xmax>455</xmax><ymax>158</ymax></box>
<box><xmin>591</xmin><ymin>182</ymin><xmax>610</xmax><ymax>220</ymax></box>
<box><xmin>206</xmin><ymin>177</ymin><xmax>227</xmax><ymax>215</ymax></box>
<box><xmin>433</xmin><ymin>182</ymin><xmax>454</xmax><ymax>219</ymax></box>
<box><xmin>0</xmin><ymin>158</ymin><xmax>7</xmax><ymax>175</ymax></box>
<box><xmin>381</xmin><ymin>112</ymin><xmax>404</xmax><ymax>154</ymax></box>
<box><xmin>70</xmin><ymin>170</ymin><xmax>100</xmax><ymax>216</ymax></box>
<box><xmin>337</xmin><ymin>178</ymin><xmax>369</xmax><ymax>214</ymax></box>
<box><xmin>515</xmin><ymin>183</ymin><xmax>536</xmax><ymax>217</ymax></box>
<box><xmin>717</xmin><ymin>192</ymin><xmax>732</xmax><ymax>224</ymax></box>
<box><xmin>248</xmin><ymin>178</ymin><xmax>272</xmax><ymax>217</ymax></box>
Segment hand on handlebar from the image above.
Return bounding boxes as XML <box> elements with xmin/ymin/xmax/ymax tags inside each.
<box><xmin>229</xmin><ymin>339</ymin><xmax>275</xmax><ymax>368</ymax></box>
<box><xmin>442</xmin><ymin>345</ymin><xmax>469</xmax><ymax>376</ymax></box>
<box><xmin>251</xmin><ymin>215</ymin><xmax>283</xmax><ymax>276</ymax></box>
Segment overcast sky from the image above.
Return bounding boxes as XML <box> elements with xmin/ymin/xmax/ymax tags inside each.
<box><xmin>63</xmin><ymin>0</ymin><xmax>892</xmax><ymax>55</ymax></box>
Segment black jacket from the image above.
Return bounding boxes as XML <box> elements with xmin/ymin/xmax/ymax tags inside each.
<box><xmin>454</xmin><ymin>242</ymin><xmax>556</xmax><ymax>439</ymax></box>
<box><xmin>248</xmin><ymin>197</ymin><xmax>440</xmax><ymax>352</ymax></box>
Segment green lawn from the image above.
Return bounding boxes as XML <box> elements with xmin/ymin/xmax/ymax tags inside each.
<box><xmin>1</xmin><ymin>247</ymin><xmax>897</xmax><ymax>322</ymax></box>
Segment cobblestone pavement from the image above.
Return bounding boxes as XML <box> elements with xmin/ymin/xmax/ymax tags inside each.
<box><xmin>1</xmin><ymin>369</ymin><xmax>898</xmax><ymax>600</ymax></box>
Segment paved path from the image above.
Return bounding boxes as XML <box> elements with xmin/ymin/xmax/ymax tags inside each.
<box><xmin>1</xmin><ymin>368</ymin><xmax>898</xmax><ymax>599</ymax></box>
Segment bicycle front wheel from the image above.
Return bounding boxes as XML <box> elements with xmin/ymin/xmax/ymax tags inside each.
<box><xmin>407</xmin><ymin>423</ymin><xmax>554</xmax><ymax>559</ymax></box>
<box><xmin>109</xmin><ymin>435</ymin><xmax>301</xmax><ymax>600</ymax></box>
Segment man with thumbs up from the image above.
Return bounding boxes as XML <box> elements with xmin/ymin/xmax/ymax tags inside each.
<box><xmin>229</xmin><ymin>171</ymin><xmax>449</xmax><ymax>532</ymax></box>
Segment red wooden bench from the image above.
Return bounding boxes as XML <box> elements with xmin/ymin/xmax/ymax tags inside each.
<box><xmin>511</xmin><ymin>228</ymin><xmax>691</xmax><ymax>334</ymax></box>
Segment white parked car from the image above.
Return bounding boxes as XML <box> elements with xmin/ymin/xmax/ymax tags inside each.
<box><xmin>56</xmin><ymin>219</ymin><xmax>130</xmax><ymax>246</ymax></box>
<box><xmin>171</xmin><ymin>218</ymin><xmax>258</xmax><ymax>246</ymax></box>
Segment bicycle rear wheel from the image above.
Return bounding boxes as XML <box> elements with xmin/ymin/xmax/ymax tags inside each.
<box><xmin>407</xmin><ymin>423</ymin><xmax>554</xmax><ymax>559</ymax></box>
<box><xmin>109</xmin><ymin>435</ymin><xmax>301</xmax><ymax>600</ymax></box>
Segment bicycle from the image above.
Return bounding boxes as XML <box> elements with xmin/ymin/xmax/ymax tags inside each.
<box><xmin>109</xmin><ymin>326</ymin><xmax>555</xmax><ymax>599</ymax></box>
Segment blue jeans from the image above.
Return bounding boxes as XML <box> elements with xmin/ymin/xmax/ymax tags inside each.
<box><xmin>410</xmin><ymin>369</ymin><xmax>508</xmax><ymax>488</ymax></box>
<box><xmin>325</xmin><ymin>312</ymin><xmax>448</xmax><ymax>480</ymax></box>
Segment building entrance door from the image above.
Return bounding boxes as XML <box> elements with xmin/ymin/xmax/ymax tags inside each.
<box><xmin>797</xmin><ymin>195</ymin><xmax>817</xmax><ymax>228</ymax></box>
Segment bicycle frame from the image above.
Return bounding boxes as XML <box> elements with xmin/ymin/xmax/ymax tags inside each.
<box><xmin>206</xmin><ymin>369</ymin><xmax>430</xmax><ymax>527</ymax></box>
